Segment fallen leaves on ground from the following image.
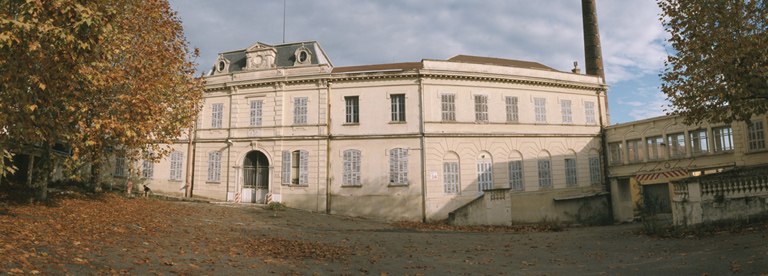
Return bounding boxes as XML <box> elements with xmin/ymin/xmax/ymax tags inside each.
<box><xmin>388</xmin><ymin>219</ymin><xmax>565</xmax><ymax>232</ymax></box>
<box><xmin>243</xmin><ymin>237</ymin><xmax>349</xmax><ymax>261</ymax></box>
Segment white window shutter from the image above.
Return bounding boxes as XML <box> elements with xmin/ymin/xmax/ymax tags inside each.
<box><xmin>443</xmin><ymin>162</ymin><xmax>459</xmax><ymax>194</ymax></box>
<box><xmin>250</xmin><ymin>100</ymin><xmax>262</xmax><ymax>126</ymax></box>
<box><xmin>299</xmin><ymin>150</ymin><xmax>309</xmax><ymax>185</ymax></box>
<box><xmin>282</xmin><ymin>151</ymin><xmax>291</xmax><ymax>184</ymax></box>
<box><xmin>508</xmin><ymin>160</ymin><xmax>523</xmax><ymax>191</ymax></box>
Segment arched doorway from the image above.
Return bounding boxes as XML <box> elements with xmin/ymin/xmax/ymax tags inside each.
<box><xmin>242</xmin><ymin>151</ymin><xmax>269</xmax><ymax>203</ymax></box>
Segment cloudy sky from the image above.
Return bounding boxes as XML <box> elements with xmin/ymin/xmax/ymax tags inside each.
<box><xmin>167</xmin><ymin>0</ymin><xmax>670</xmax><ymax>124</ymax></box>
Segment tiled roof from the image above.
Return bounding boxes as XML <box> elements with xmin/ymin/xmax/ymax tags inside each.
<box><xmin>446</xmin><ymin>55</ymin><xmax>559</xmax><ymax>72</ymax></box>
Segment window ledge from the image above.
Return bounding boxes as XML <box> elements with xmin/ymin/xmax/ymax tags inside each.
<box><xmin>389</xmin><ymin>121</ymin><xmax>407</xmax><ymax>124</ymax></box>
<box><xmin>287</xmin><ymin>184</ymin><xmax>309</xmax><ymax>187</ymax></box>
<box><xmin>388</xmin><ymin>184</ymin><xmax>409</xmax><ymax>187</ymax></box>
<box><xmin>168</xmin><ymin>179</ymin><xmax>183</xmax><ymax>182</ymax></box>
<box><xmin>342</xmin><ymin>123</ymin><xmax>360</xmax><ymax>126</ymax></box>
<box><xmin>341</xmin><ymin>185</ymin><xmax>362</xmax><ymax>188</ymax></box>
<box><xmin>206</xmin><ymin>181</ymin><xmax>220</xmax><ymax>184</ymax></box>
<box><xmin>746</xmin><ymin>149</ymin><xmax>768</xmax><ymax>155</ymax></box>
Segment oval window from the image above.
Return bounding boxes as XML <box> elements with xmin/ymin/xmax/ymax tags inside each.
<box><xmin>299</xmin><ymin>51</ymin><xmax>308</xmax><ymax>63</ymax></box>
<box><xmin>218</xmin><ymin>61</ymin><xmax>226</xmax><ymax>71</ymax></box>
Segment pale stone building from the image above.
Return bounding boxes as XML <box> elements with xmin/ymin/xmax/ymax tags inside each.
<box><xmin>605</xmin><ymin>114</ymin><xmax>768</xmax><ymax>224</ymax></box>
<box><xmin>110</xmin><ymin>40</ymin><xmax>610</xmax><ymax>222</ymax></box>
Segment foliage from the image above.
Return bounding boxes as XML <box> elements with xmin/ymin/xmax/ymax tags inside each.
<box><xmin>636</xmin><ymin>191</ymin><xmax>667</xmax><ymax>236</ymax></box>
<box><xmin>265</xmin><ymin>201</ymin><xmax>287</xmax><ymax>211</ymax></box>
<box><xmin>0</xmin><ymin>0</ymin><xmax>204</xmax><ymax>191</ymax></box>
<box><xmin>0</xmin><ymin>149</ymin><xmax>17</xmax><ymax>177</ymax></box>
<box><xmin>658</xmin><ymin>0</ymin><xmax>768</xmax><ymax>124</ymax></box>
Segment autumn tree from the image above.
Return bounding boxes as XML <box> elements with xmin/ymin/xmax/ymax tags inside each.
<box><xmin>658</xmin><ymin>0</ymin><xmax>768</xmax><ymax>124</ymax></box>
<box><xmin>0</xmin><ymin>0</ymin><xmax>204</xmax><ymax>199</ymax></box>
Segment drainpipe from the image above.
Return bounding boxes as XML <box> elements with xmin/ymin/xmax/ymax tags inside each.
<box><xmin>225</xmin><ymin>86</ymin><xmax>234</xmax><ymax>201</ymax></box>
<box><xmin>184</xmin><ymin>115</ymin><xmax>196</xmax><ymax>197</ymax></box>
<box><xmin>325</xmin><ymin>80</ymin><xmax>333</xmax><ymax>213</ymax></box>
<box><xmin>418</xmin><ymin>73</ymin><xmax>427</xmax><ymax>222</ymax></box>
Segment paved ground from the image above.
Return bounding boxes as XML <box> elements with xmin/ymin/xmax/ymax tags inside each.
<box><xmin>6</xmin><ymin>198</ymin><xmax>768</xmax><ymax>275</ymax></box>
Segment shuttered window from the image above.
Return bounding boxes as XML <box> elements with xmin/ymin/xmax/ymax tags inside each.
<box><xmin>505</xmin><ymin>96</ymin><xmax>519</xmax><ymax>123</ymax></box>
<box><xmin>342</xmin><ymin>150</ymin><xmax>362</xmax><ymax>186</ymax></box>
<box><xmin>476</xmin><ymin>161</ymin><xmax>493</xmax><ymax>195</ymax></box>
<box><xmin>207</xmin><ymin>151</ymin><xmax>221</xmax><ymax>182</ymax></box>
<box><xmin>537</xmin><ymin>159</ymin><xmax>552</xmax><ymax>189</ymax></box>
<box><xmin>508</xmin><ymin>160</ymin><xmax>523</xmax><ymax>191</ymax></box>
<box><xmin>250</xmin><ymin>100</ymin><xmax>262</xmax><ymax>127</ymax></box>
<box><xmin>293</xmin><ymin>97</ymin><xmax>308</xmax><ymax>125</ymax></box>
<box><xmin>211</xmin><ymin>103</ymin><xmax>223</xmax><ymax>128</ymax></box>
<box><xmin>114</xmin><ymin>156</ymin><xmax>125</xmax><ymax>177</ymax></box>
<box><xmin>389</xmin><ymin>148</ymin><xmax>408</xmax><ymax>185</ymax></box>
<box><xmin>474</xmin><ymin>94</ymin><xmax>488</xmax><ymax>122</ymax></box>
<box><xmin>169</xmin><ymin>151</ymin><xmax>183</xmax><ymax>180</ymax></box>
<box><xmin>534</xmin><ymin>98</ymin><xmax>547</xmax><ymax>123</ymax></box>
<box><xmin>282</xmin><ymin>151</ymin><xmax>291</xmax><ymax>184</ymax></box>
<box><xmin>441</xmin><ymin>94</ymin><xmax>456</xmax><ymax>121</ymax></box>
<box><xmin>713</xmin><ymin>127</ymin><xmax>734</xmax><ymax>152</ymax></box>
<box><xmin>141</xmin><ymin>152</ymin><xmax>154</xmax><ymax>179</ymax></box>
<box><xmin>561</xmin><ymin>100</ymin><xmax>572</xmax><ymax>124</ymax></box>
<box><xmin>443</xmin><ymin>162</ymin><xmax>459</xmax><ymax>194</ymax></box>
<box><xmin>589</xmin><ymin>157</ymin><xmax>601</xmax><ymax>184</ymax></box>
<box><xmin>565</xmin><ymin>158</ymin><xmax>577</xmax><ymax>187</ymax></box>
<box><xmin>298</xmin><ymin>150</ymin><xmax>309</xmax><ymax>185</ymax></box>
<box><xmin>585</xmin><ymin>101</ymin><xmax>596</xmax><ymax>125</ymax></box>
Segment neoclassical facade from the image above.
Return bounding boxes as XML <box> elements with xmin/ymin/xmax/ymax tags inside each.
<box><xmin>111</xmin><ymin>41</ymin><xmax>610</xmax><ymax>222</ymax></box>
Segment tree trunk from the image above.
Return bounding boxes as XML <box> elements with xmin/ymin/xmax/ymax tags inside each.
<box><xmin>91</xmin><ymin>161</ymin><xmax>102</xmax><ymax>192</ymax></box>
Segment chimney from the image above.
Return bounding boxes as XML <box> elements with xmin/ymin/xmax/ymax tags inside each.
<box><xmin>571</xmin><ymin>61</ymin><xmax>581</xmax><ymax>74</ymax></box>
<box><xmin>581</xmin><ymin>0</ymin><xmax>605</xmax><ymax>83</ymax></box>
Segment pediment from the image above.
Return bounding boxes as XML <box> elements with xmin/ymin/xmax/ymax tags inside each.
<box><xmin>246</xmin><ymin>42</ymin><xmax>275</xmax><ymax>53</ymax></box>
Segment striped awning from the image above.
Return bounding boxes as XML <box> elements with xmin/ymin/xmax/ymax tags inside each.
<box><xmin>636</xmin><ymin>169</ymin><xmax>689</xmax><ymax>182</ymax></box>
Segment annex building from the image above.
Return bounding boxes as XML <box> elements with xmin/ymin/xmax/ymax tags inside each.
<box><xmin>115</xmin><ymin>40</ymin><xmax>611</xmax><ymax>222</ymax></box>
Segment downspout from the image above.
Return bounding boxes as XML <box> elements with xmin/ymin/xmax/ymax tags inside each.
<box><xmin>418</xmin><ymin>73</ymin><xmax>427</xmax><ymax>222</ymax></box>
<box><xmin>225</xmin><ymin>86</ymin><xmax>234</xmax><ymax>201</ymax></box>
<box><xmin>325</xmin><ymin>80</ymin><xmax>333</xmax><ymax>213</ymax></box>
<box><xmin>596</xmin><ymin>87</ymin><xmax>614</xmax><ymax>220</ymax></box>
<box><xmin>184</xmin><ymin>115</ymin><xmax>196</xmax><ymax>197</ymax></box>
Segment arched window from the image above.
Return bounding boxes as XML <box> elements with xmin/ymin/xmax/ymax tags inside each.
<box><xmin>141</xmin><ymin>152</ymin><xmax>155</xmax><ymax>179</ymax></box>
<box><xmin>508</xmin><ymin>151</ymin><xmax>523</xmax><ymax>191</ymax></box>
<box><xmin>442</xmin><ymin>152</ymin><xmax>460</xmax><ymax>195</ymax></box>
<box><xmin>537</xmin><ymin>151</ymin><xmax>552</xmax><ymax>189</ymax></box>
<box><xmin>564</xmin><ymin>151</ymin><xmax>578</xmax><ymax>187</ymax></box>
<box><xmin>389</xmin><ymin>148</ymin><xmax>408</xmax><ymax>185</ymax></box>
<box><xmin>476</xmin><ymin>152</ymin><xmax>493</xmax><ymax>195</ymax></box>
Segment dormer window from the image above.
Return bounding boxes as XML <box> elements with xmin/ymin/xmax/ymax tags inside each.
<box><xmin>213</xmin><ymin>56</ymin><xmax>230</xmax><ymax>75</ymax></box>
<box><xmin>293</xmin><ymin>46</ymin><xmax>312</xmax><ymax>66</ymax></box>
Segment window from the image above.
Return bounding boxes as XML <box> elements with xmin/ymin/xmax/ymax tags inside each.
<box><xmin>747</xmin><ymin>120</ymin><xmax>766</xmax><ymax>151</ymax></box>
<box><xmin>646</xmin><ymin>136</ymin><xmax>664</xmax><ymax>160</ymax></box>
<box><xmin>114</xmin><ymin>156</ymin><xmax>125</xmax><ymax>177</ymax></box>
<box><xmin>345</xmin><ymin>96</ymin><xmax>359</xmax><ymax>124</ymax></box>
<box><xmin>589</xmin><ymin>157</ymin><xmax>601</xmax><ymax>184</ymax></box>
<box><xmin>690</xmin><ymin>130</ymin><xmax>709</xmax><ymax>155</ymax></box>
<box><xmin>474</xmin><ymin>94</ymin><xmax>488</xmax><ymax>122</ymax></box>
<box><xmin>565</xmin><ymin>158</ymin><xmax>577</xmax><ymax>187</ymax></box>
<box><xmin>282</xmin><ymin>150</ymin><xmax>308</xmax><ymax>185</ymax></box>
<box><xmin>668</xmin><ymin>133</ymin><xmax>686</xmax><ymax>158</ymax></box>
<box><xmin>537</xmin><ymin>159</ymin><xmax>552</xmax><ymax>189</ymax></box>
<box><xmin>293</xmin><ymin>97</ymin><xmax>308</xmax><ymax>125</ymax></box>
<box><xmin>713</xmin><ymin>127</ymin><xmax>734</xmax><ymax>152</ymax></box>
<box><xmin>207</xmin><ymin>151</ymin><xmax>221</xmax><ymax>182</ymax></box>
<box><xmin>561</xmin><ymin>100</ymin><xmax>572</xmax><ymax>124</ymax></box>
<box><xmin>534</xmin><ymin>98</ymin><xmax>547</xmax><ymax>123</ymax></box>
<box><xmin>627</xmin><ymin>139</ymin><xmax>643</xmax><ymax>163</ymax></box>
<box><xmin>211</xmin><ymin>103</ymin><xmax>223</xmax><ymax>128</ymax></box>
<box><xmin>508</xmin><ymin>160</ymin><xmax>523</xmax><ymax>191</ymax></box>
<box><xmin>441</xmin><ymin>94</ymin><xmax>456</xmax><ymax>121</ymax></box>
<box><xmin>608</xmin><ymin>142</ymin><xmax>623</xmax><ymax>164</ymax></box>
<box><xmin>342</xmin><ymin>150</ymin><xmax>361</xmax><ymax>186</ymax></box>
<box><xmin>443</xmin><ymin>162</ymin><xmax>460</xmax><ymax>194</ymax></box>
<box><xmin>585</xmin><ymin>101</ymin><xmax>596</xmax><ymax>125</ymax></box>
<box><xmin>476</xmin><ymin>160</ymin><xmax>492</xmax><ymax>195</ymax></box>
<box><xmin>249</xmin><ymin>100</ymin><xmax>262</xmax><ymax>127</ymax></box>
<box><xmin>389</xmin><ymin>148</ymin><xmax>408</xmax><ymax>185</ymax></box>
<box><xmin>391</xmin><ymin>94</ymin><xmax>406</xmax><ymax>122</ymax></box>
<box><xmin>169</xmin><ymin>151</ymin><xmax>183</xmax><ymax>180</ymax></box>
<box><xmin>141</xmin><ymin>152</ymin><xmax>154</xmax><ymax>179</ymax></box>
<box><xmin>505</xmin><ymin>96</ymin><xmax>519</xmax><ymax>123</ymax></box>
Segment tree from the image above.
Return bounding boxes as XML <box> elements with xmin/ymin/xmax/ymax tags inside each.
<box><xmin>658</xmin><ymin>0</ymin><xmax>768</xmax><ymax>124</ymax></box>
<box><xmin>0</xmin><ymin>0</ymin><xmax>204</xmax><ymax>199</ymax></box>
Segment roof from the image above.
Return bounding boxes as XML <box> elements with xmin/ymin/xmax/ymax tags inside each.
<box><xmin>209</xmin><ymin>41</ymin><xmax>332</xmax><ymax>75</ymax></box>
<box><xmin>331</xmin><ymin>62</ymin><xmax>423</xmax><ymax>73</ymax></box>
<box><xmin>445</xmin><ymin>55</ymin><xmax>560</xmax><ymax>72</ymax></box>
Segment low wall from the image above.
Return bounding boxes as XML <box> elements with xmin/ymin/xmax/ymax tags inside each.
<box><xmin>448</xmin><ymin>187</ymin><xmax>609</xmax><ymax>226</ymax></box>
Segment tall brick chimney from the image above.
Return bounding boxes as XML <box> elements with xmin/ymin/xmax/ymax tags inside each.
<box><xmin>581</xmin><ymin>0</ymin><xmax>605</xmax><ymax>83</ymax></box>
